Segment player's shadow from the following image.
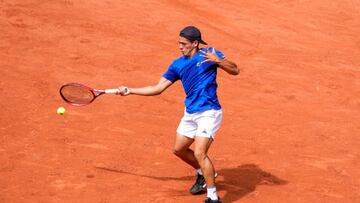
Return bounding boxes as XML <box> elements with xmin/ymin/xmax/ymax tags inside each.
<box><xmin>94</xmin><ymin>166</ymin><xmax>194</xmax><ymax>181</ymax></box>
<box><xmin>216</xmin><ymin>164</ymin><xmax>288</xmax><ymax>202</ymax></box>
<box><xmin>95</xmin><ymin>164</ymin><xmax>287</xmax><ymax>202</ymax></box>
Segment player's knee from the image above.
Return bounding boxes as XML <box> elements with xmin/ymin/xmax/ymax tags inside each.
<box><xmin>194</xmin><ymin>150</ymin><xmax>206</xmax><ymax>162</ymax></box>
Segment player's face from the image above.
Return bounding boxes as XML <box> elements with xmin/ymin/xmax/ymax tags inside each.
<box><xmin>178</xmin><ymin>36</ymin><xmax>198</xmax><ymax>57</ymax></box>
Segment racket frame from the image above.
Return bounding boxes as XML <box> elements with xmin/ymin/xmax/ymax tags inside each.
<box><xmin>59</xmin><ymin>83</ymin><xmax>119</xmax><ymax>106</ymax></box>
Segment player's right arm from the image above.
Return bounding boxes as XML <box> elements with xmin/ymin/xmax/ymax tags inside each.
<box><xmin>118</xmin><ymin>77</ymin><xmax>173</xmax><ymax>96</ymax></box>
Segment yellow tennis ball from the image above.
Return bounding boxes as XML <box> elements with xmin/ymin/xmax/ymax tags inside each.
<box><xmin>57</xmin><ymin>107</ymin><xmax>66</xmax><ymax>115</ymax></box>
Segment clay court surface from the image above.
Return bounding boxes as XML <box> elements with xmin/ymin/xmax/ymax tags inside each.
<box><xmin>1</xmin><ymin>0</ymin><xmax>360</xmax><ymax>202</ymax></box>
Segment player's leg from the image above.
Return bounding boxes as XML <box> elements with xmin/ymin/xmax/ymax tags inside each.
<box><xmin>194</xmin><ymin>136</ymin><xmax>221</xmax><ymax>202</ymax></box>
<box><xmin>173</xmin><ymin>133</ymin><xmax>199</xmax><ymax>169</ymax></box>
<box><xmin>173</xmin><ymin>135</ymin><xmax>208</xmax><ymax>196</ymax></box>
<box><xmin>194</xmin><ymin>137</ymin><xmax>215</xmax><ymax>186</ymax></box>
<box><xmin>173</xmin><ymin>133</ymin><xmax>207</xmax><ymax>195</ymax></box>
<box><xmin>194</xmin><ymin>109</ymin><xmax>222</xmax><ymax>202</ymax></box>
<box><xmin>174</xmin><ymin>111</ymin><xmax>208</xmax><ymax>194</ymax></box>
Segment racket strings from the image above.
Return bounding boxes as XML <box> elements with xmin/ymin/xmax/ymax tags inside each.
<box><xmin>60</xmin><ymin>85</ymin><xmax>95</xmax><ymax>104</ymax></box>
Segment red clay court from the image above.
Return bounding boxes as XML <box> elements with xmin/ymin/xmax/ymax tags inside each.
<box><xmin>1</xmin><ymin>0</ymin><xmax>360</xmax><ymax>202</ymax></box>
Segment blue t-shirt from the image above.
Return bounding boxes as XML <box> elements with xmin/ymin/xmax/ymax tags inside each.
<box><xmin>163</xmin><ymin>47</ymin><xmax>225</xmax><ymax>113</ymax></box>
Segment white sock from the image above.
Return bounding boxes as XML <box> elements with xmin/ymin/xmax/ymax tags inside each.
<box><xmin>207</xmin><ymin>186</ymin><xmax>218</xmax><ymax>200</ymax></box>
<box><xmin>196</xmin><ymin>168</ymin><xmax>203</xmax><ymax>175</ymax></box>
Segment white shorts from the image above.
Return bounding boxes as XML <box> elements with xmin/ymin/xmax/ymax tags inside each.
<box><xmin>176</xmin><ymin>109</ymin><xmax>223</xmax><ymax>139</ymax></box>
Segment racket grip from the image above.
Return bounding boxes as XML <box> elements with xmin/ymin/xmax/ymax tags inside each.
<box><xmin>105</xmin><ymin>89</ymin><xmax>120</xmax><ymax>94</ymax></box>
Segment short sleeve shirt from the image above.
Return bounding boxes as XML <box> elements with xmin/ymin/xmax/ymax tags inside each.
<box><xmin>163</xmin><ymin>48</ymin><xmax>225</xmax><ymax>113</ymax></box>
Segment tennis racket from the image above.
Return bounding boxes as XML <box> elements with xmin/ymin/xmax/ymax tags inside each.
<box><xmin>59</xmin><ymin>83</ymin><xmax>127</xmax><ymax>106</ymax></box>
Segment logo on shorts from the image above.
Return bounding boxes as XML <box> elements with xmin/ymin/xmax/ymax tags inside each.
<box><xmin>196</xmin><ymin>62</ymin><xmax>201</xmax><ymax>67</ymax></box>
<box><xmin>202</xmin><ymin>129</ymin><xmax>208</xmax><ymax>134</ymax></box>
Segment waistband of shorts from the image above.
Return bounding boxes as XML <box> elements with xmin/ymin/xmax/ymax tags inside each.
<box><xmin>184</xmin><ymin>108</ymin><xmax>222</xmax><ymax>115</ymax></box>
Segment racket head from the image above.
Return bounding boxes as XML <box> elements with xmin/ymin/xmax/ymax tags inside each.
<box><xmin>59</xmin><ymin>83</ymin><xmax>102</xmax><ymax>106</ymax></box>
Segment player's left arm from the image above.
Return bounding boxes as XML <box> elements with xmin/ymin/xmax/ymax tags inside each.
<box><xmin>200</xmin><ymin>47</ymin><xmax>239</xmax><ymax>75</ymax></box>
<box><xmin>217</xmin><ymin>58</ymin><xmax>239</xmax><ymax>75</ymax></box>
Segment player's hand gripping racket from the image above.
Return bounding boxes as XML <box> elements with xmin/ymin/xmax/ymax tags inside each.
<box><xmin>59</xmin><ymin>83</ymin><xmax>127</xmax><ymax>106</ymax></box>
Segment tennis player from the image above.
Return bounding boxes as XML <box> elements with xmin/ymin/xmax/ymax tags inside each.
<box><xmin>118</xmin><ymin>26</ymin><xmax>239</xmax><ymax>203</ymax></box>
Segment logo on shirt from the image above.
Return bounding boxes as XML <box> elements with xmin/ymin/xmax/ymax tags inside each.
<box><xmin>196</xmin><ymin>62</ymin><xmax>201</xmax><ymax>67</ymax></box>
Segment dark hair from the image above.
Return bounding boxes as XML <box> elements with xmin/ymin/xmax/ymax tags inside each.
<box><xmin>179</xmin><ymin>26</ymin><xmax>207</xmax><ymax>45</ymax></box>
